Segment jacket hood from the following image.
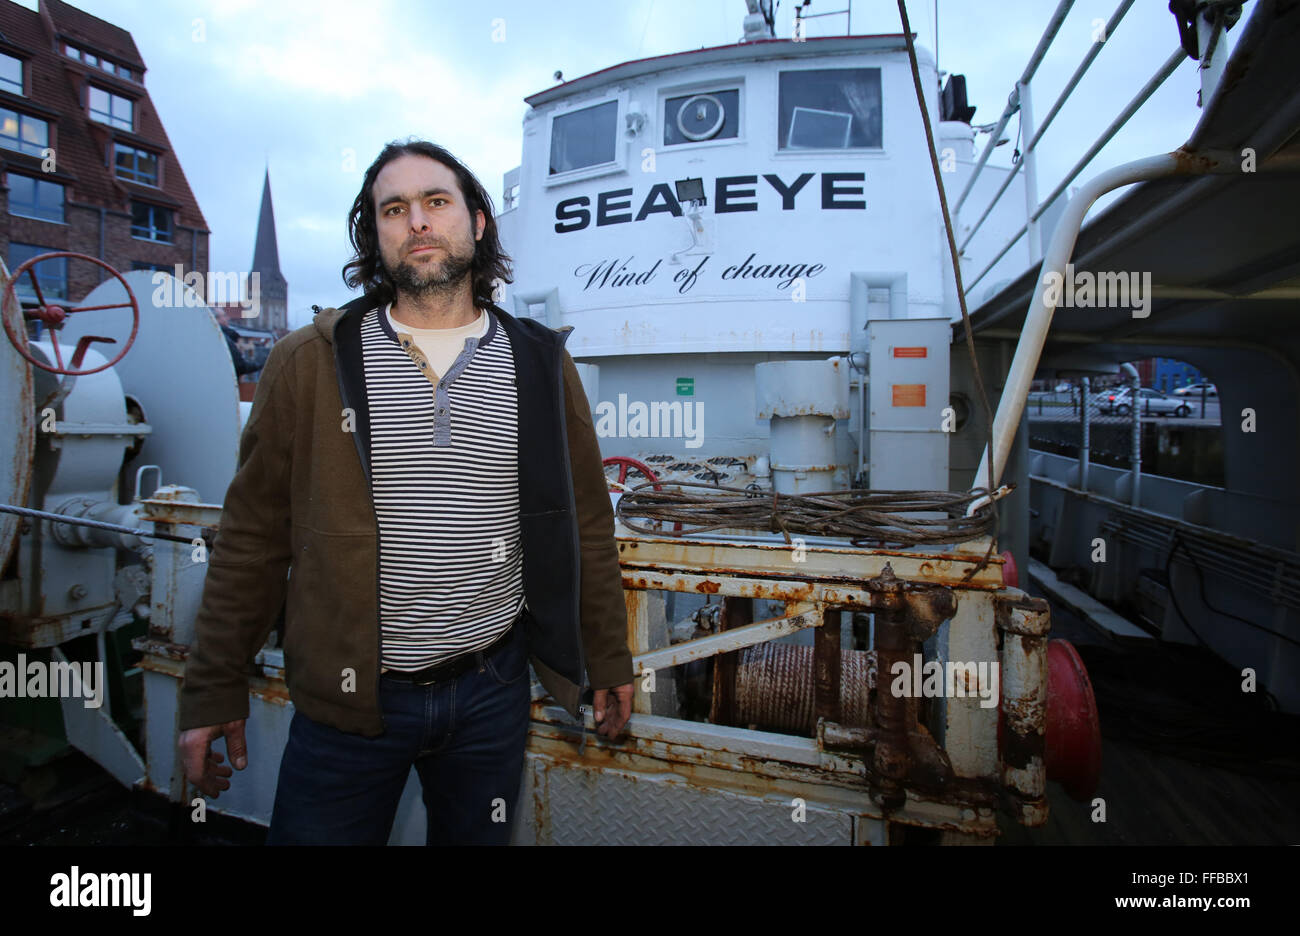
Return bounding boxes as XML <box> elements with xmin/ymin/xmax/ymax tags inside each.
<box><xmin>312</xmin><ymin>295</ymin><xmax>374</xmax><ymax>345</ymax></box>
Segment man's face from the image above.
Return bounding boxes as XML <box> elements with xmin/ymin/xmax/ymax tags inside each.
<box><xmin>372</xmin><ymin>154</ymin><xmax>485</xmax><ymax>298</ymax></box>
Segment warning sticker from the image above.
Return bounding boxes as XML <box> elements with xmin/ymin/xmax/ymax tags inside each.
<box><xmin>892</xmin><ymin>384</ymin><xmax>927</xmax><ymax>407</ymax></box>
<box><xmin>893</xmin><ymin>347</ymin><xmax>928</xmax><ymax>358</ymax></box>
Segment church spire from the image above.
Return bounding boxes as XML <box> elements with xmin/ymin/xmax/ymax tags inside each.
<box><xmin>250</xmin><ymin>167</ymin><xmax>288</xmax><ymax>334</ymax></box>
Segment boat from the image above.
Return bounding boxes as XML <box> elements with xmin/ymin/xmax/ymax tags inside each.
<box><xmin>2</xmin><ymin>0</ymin><xmax>1296</xmax><ymax>847</ymax></box>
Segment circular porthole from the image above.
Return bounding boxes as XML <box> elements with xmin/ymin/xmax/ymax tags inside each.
<box><xmin>948</xmin><ymin>392</ymin><xmax>972</xmax><ymax>432</ymax></box>
<box><xmin>677</xmin><ymin>94</ymin><xmax>726</xmax><ymax>141</ymax></box>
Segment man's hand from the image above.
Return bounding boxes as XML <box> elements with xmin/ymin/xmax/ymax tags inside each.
<box><xmin>178</xmin><ymin>719</ymin><xmax>248</xmax><ymax>799</ymax></box>
<box><xmin>592</xmin><ymin>683</ymin><xmax>634</xmax><ymax>739</ymax></box>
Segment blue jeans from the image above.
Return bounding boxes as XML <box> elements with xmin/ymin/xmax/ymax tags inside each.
<box><xmin>266</xmin><ymin>625</ymin><xmax>531</xmax><ymax>845</ymax></box>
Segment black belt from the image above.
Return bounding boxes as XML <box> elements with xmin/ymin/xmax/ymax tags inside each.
<box><xmin>381</xmin><ymin>622</ymin><xmax>517</xmax><ymax>686</ymax></box>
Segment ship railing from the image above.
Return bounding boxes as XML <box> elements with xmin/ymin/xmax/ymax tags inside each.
<box><xmin>954</xmin><ymin>0</ymin><xmax>1222</xmax><ymax>295</ymax></box>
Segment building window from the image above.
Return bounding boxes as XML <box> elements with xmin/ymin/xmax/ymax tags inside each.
<box><xmin>664</xmin><ymin>90</ymin><xmax>740</xmax><ymax>146</ymax></box>
<box><xmin>64</xmin><ymin>43</ymin><xmax>80</xmax><ymax>60</ymax></box>
<box><xmin>0</xmin><ymin>107</ymin><xmax>48</xmax><ymax>156</ymax></box>
<box><xmin>131</xmin><ymin>201</ymin><xmax>171</xmax><ymax>242</ymax></box>
<box><xmin>778</xmin><ymin>68</ymin><xmax>882</xmax><ymax>150</ymax></box>
<box><xmin>1</xmin><ymin>52</ymin><xmax>22</xmax><ymax>95</ymax></box>
<box><xmin>7</xmin><ymin>173</ymin><xmax>64</xmax><ymax>222</ymax></box>
<box><xmin>8</xmin><ymin>243</ymin><xmax>67</xmax><ymax>300</ymax></box>
<box><xmin>132</xmin><ymin>261</ymin><xmax>172</xmax><ymax>273</ymax></box>
<box><xmin>114</xmin><ymin>143</ymin><xmax>158</xmax><ymax>185</ymax></box>
<box><xmin>89</xmin><ymin>86</ymin><xmax>133</xmax><ymax>130</ymax></box>
<box><xmin>549</xmin><ymin>99</ymin><xmax>618</xmax><ymax>175</ymax></box>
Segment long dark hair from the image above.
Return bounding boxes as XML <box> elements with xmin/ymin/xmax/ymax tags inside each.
<box><xmin>342</xmin><ymin>139</ymin><xmax>512</xmax><ymax>308</ymax></box>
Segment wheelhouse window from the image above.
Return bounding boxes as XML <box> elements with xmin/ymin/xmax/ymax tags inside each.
<box><xmin>0</xmin><ymin>107</ymin><xmax>48</xmax><ymax>156</ymax></box>
<box><xmin>549</xmin><ymin>99</ymin><xmax>618</xmax><ymax>175</ymax></box>
<box><xmin>89</xmin><ymin>86</ymin><xmax>133</xmax><ymax>130</ymax></box>
<box><xmin>115</xmin><ymin>143</ymin><xmax>158</xmax><ymax>185</ymax></box>
<box><xmin>778</xmin><ymin>68</ymin><xmax>882</xmax><ymax>150</ymax></box>
<box><xmin>7</xmin><ymin>173</ymin><xmax>64</xmax><ymax>222</ymax></box>
<box><xmin>131</xmin><ymin>201</ymin><xmax>171</xmax><ymax>242</ymax></box>
<box><xmin>664</xmin><ymin>89</ymin><xmax>739</xmax><ymax>146</ymax></box>
<box><xmin>8</xmin><ymin>242</ymin><xmax>67</xmax><ymax>300</ymax></box>
<box><xmin>1</xmin><ymin>52</ymin><xmax>22</xmax><ymax>95</ymax></box>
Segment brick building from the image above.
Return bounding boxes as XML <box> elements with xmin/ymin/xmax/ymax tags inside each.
<box><xmin>0</xmin><ymin>0</ymin><xmax>208</xmax><ymax>305</ymax></box>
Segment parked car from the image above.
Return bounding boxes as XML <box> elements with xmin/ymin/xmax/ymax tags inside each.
<box><xmin>1097</xmin><ymin>387</ymin><xmax>1191</xmax><ymax>417</ymax></box>
<box><xmin>1172</xmin><ymin>381</ymin><xmax>1217</xmax><ymax>397</ymax></box>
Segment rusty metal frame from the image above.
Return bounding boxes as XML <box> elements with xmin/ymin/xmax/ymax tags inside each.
<box><xmin>129</xmin><ymin>507</ymin><xmax>1048</xmax><ymax>840</ymax></box>
<box><xmin>521</xmin><ymin>529</ymin><xmax>1049</xmax><ymax>838</ymax></box>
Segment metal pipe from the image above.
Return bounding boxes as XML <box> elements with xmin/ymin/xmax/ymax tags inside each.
<box><xmin>635</xmin><ymin>606</ymin><xmax>815</xmax><ymax>672</ymax></box>
<box><xmin>968</xmin><ymin>149</ymin><xmax>1242</xmax><ymax>505</ymax></box>
<box><xmin>953</xmin><ymin>0</ymin><xmax>1075</xmax><ymax>214</ymax></box>
<box><xmin>0</xmin><ymin>501</ymin><xmax>199</xmax><ymax>546</ymax></box>
<box><xmin>1122</xmin><ymin>361</ymin><xmax>1141</xmax><ymax>507</ymax></box>
<box><xmin>997</xmin><ymin>595</ymin><xmax>1050</xmax><ymax>822</ymax></box>
<box><xmin>1197</xmin><ymin>4</ymin><xmax>1227</xmax><ymax>108</ymax></box>
<box><xmin>1079</xmin><ymin>375</ymin><xmax>1090</xmax><ymax>490</ymax></box>
<box><xmin>1019</xmin><ymin>80</ymin><xmax>1041</xmax><ymax>265</ymax></box>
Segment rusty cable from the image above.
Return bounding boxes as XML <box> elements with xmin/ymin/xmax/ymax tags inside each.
<box><xmin>898</xmin><ymin>0</ymin><xmax>1000</xmax><ymax>582</ymax></box>
<box><xmin>616</xmin><ymin>480</ymin><xmax>999</xmax><ymax>549</ymax></box>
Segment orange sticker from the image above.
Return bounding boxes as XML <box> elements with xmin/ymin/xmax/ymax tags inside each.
<box><xmin>893</xmin><ymin>346</ymin><xmax>928</xmax><ymax>358</ymax></box>
<box><xmin>892</xmin><ymin>384</ymin><xmax>927</xmax><ymax>407</ymax></box>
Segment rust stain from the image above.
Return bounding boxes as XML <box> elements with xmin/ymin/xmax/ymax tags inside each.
<box><xmin>1170</xmin><ymin>146</ymin><xmax>1224</xmax><ymax>175</ymax></box>
<box><xmin>694</xmin><ymin>580</ymin><xmax>721</xmax><ymax>594</ymax></box>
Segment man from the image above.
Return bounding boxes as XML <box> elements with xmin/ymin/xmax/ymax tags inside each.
<box><xmin>176</xmin><ymin>140</ymin><xmax>634</xmax><ymax>845</ymax></box>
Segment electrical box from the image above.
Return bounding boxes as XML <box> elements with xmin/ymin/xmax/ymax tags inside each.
<box><xmin>868</xmin><ymin>317</ymin><xmax>950</xmax><ymax>491</ymax></box>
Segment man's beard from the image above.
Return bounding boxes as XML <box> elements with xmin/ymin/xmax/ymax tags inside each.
<box><xmin>383</xmin><ymin>236</ymin><xmax>476</xmax><ymax>299</ymax></box>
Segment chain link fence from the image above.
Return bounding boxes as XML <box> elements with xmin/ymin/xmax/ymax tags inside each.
<box><xmin>1027</xmin><ymin>374</ymin><xmax>1142</xmax><ymax>470</ymax></box>
<box><xmin>1027</xmin><ymin>372</ymin><xmax>1224</xmax><ymax>492</ymax></box>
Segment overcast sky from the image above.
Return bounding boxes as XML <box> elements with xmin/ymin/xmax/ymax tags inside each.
<box><xmin>21</xmin><ymin>0</ymin><xmax>1247</xmax><ymax>330</ymax></box>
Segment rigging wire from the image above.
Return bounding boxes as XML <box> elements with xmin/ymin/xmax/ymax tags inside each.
<box><xmin>897</xmin><ymin>0</ymin><xmax>1000</xmax><ymax>581</ymax></box>
<box><xmin>616</xmin><ymin>481</ymin><xmax>1001</xmax><ymax>549</ymax></box>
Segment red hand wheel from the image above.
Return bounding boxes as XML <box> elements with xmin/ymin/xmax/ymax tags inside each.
<box><xmin>604</xmin><ymin>455</ymin><xmax>663</xmax><ymax>493</ymax></box>
<box><xmin>603</xmin><ymin>456</ymin><xmax>682</xmax><ymax>533</ymax></box>
<box><xmin>2</xmin><ymin>252</ymin><xmax>140</xmax><ymax>376</ymax></box>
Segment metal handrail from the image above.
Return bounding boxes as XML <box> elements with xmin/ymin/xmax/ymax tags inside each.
<box><xmin>958</xmin><ymin>0</ymin><xmax>1136</xmax><ymax>255</ymax></box>
<box><xmin>951</xmin><ymin>0</ymin><xmax>1076</xmax><ymax>215</ymax></box>
<box><xmin>955</xmin><ymin>0</ymin><xmax>1191</xmax><ymax>292</ymax></box>
<box><xmin>965</xmin><ymin>47</ymin><xmax>1186</xmax><ymax>292</ymax></box>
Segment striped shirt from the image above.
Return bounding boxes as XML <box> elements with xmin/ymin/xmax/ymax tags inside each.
<box><xmin>360</xmin><ymin>304</ymin><xmax>524</xmax><ymax>671</ymax></box>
